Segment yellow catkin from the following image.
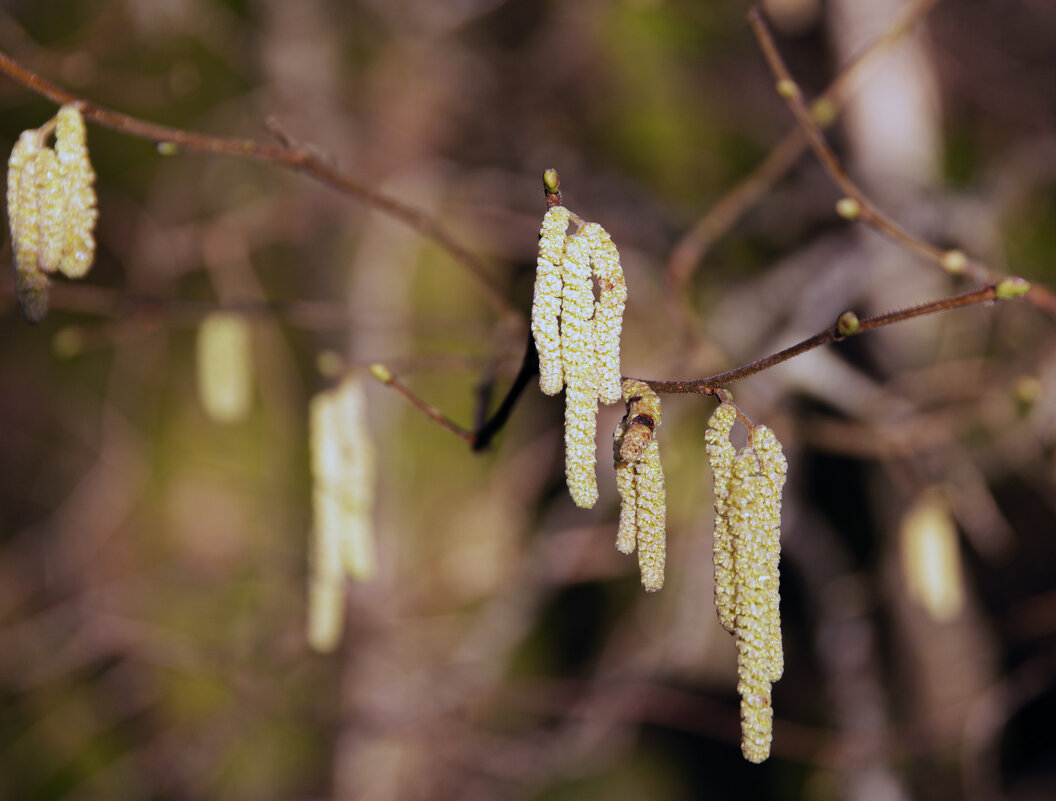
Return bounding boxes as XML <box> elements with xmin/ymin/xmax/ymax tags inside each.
<box><xmin>753</xmin><ymin>426</ymin><xmax>787</xmax><ymax>681</ymax></box>
<box><xmin>613</xmin><ymin>380</ymin><xmax>666</xmax><ymax>590</ymax></box>
<box><xmin>580</xmin><ymin>222</ymin><xmax>627</xmax><ymax>405</ymax></box>
<box><xmin>613</xmin><ymin>418</ymin><xmax>637</xmax><ymax>555</ymax></box>
<box><xmin>729</xmin><ymin>445</ymin><xmax>774</xmax><ymax>762</ymax></box>
<box><xmin>54</xmin><ymin>105</ymin><xmax>97</xmax><ymax>279</ymax></box>
<box><xmin>307</xmin><ymin>376</ymin><xmax>377</xmax><ymax>652</ymax></box>
<box><xmin>7</xmin><ymin>130</ymin><xmax>49</xmax><ymax>321</ymax></box>
<box><xmin>6</xmin><ymin>105</ymin><xmax>98</xmax><ymax>321</ymax></box>
<box><xmin>196</xmin><ymin>312</ymin><xmax>254</xmax><ymax>424</ymax></box>
<box><xmin>635</xmin><ymin>438</ymin><xmax>666</xmax><ymax>592</ymax></box>
<box><xmin>36</xmin><ymin>148</ymin><xmax>66</xmax><ymax>275</ymax></box>
<box><xmin>561</xmin><ymin>232</ymin><xmax>599</xmax><ymax>508</ymax></box>
<box><xmin>706</xmin><ymin>402</ymin><xmax>738</xmax><ymax>633</ymax></box>
<box><xmin>532</xmin><ymin>205</ymin><xmax>570</xmax><ymax>395</ymax></box>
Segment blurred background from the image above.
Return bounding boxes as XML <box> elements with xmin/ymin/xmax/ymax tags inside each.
<box><xmin>2</xmin><ymin>0</ymin><xmax>1056</xmax><ymax>799</ymax></box>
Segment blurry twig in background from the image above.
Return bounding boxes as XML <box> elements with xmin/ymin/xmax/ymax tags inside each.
<box><xmin>666</xmin><ymin>0</ymin><xmax>944</xmax><ymax>298</ymax></box>
<box><xmin>746</xmin><ymin>5</ymin><xmax>1056</xmax><ymax>320</ymax></box>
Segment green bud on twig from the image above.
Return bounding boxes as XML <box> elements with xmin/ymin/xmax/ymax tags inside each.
<box><xmin>369</xmin><ymin>363</ymin><xmax>393</xmax><ymax>384</ymax></box>
<box><xmin>836</xmin><ymin>311</ymin><xmax>860</xmax><ymax>337</ymax></box>
<box><xmin>994</xmin><ymin>277</ymin><xmax>1030</xmax><ymax>300</ymax></box>
<box><xmin>775</xmin><ymin>79</ymin><xmax>798</xmax><ymax>100</ymax></box>
<box><xmin>835</xmin><ymin>197</ymin><xmax>861</xmax><ymax>220</ymax></box>
<box><xmin>542</xmin><ymin>168</ymin><xmax>560</xmax><ymax>195</ymax></box>
<box><xmin>941</xmin><ymin>249</ymin><xmax>967</xmax><ymax>275</ymax></box>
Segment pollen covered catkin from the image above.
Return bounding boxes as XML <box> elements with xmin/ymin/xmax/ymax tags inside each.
<box><xmin>634</xmin><ymin>438</ymin><xmax>666</xmax><ymax>591</ymax></box>
<box><xmin>532</xmin><ymin>205</ymin><xmax>570</xmax><ymax>396</ymax></box>
<box><xmin>561</xmin><ymin>232</ymin><xmax>600</xmax><ymax>508</ymax></box>
<box><xmin>752</xmin><ymin>426</ymin><xmax>787</xmax><ymax>681</ymax></box>
<box><xmin>613</xmin><ymin>418</ymin><xmax>637</xmax><ymax>555</ymax></box>
<box><xmin>7</xmin><ymin>131</ymin><xmax>49</xmax><ymax>321</ymax></box>
<box><xmin>54</xmin><ymin>105</ymin><xmax>98</xmax><ymax>279</ymax></box>
<box><xmin>580</xmin><ymin>222</ymin><xmax>627</xmax><ymax>405</ymax></box>
<box><xmin>729</xmin><ymin>445</ymin><xmax>774</xmax><ymax>762</ymax></box>
<box><xmin>614</xmin><ymin>379</ymin><xmax>666</xmax><ymax>591</ymax></box>
<box><xmin>723</xmin><ymin>425</ymin><xmax>788</xmax><ymax>763</ymax></box>
<box><xmin>706</xmin><ymin>403</ymin><xmax>738</xmax><ymax>633</ymax></box>
<box><xmin>6</xmin><ymin>105</ymin><xmax>98</xmax><ymax>322</ymax></box>
<box><xmin>529</xmin><ymin>190</ymin><xmax>630</xmax><ymax>508</ymax></box>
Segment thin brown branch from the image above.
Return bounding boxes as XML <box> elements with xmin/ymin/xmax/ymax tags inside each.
<box><xmin>368</xmin><ymin>364</ymin><xmax>475</xmax><ymax>445</ymax></box>
<box><xmin>745</xmin><ymin>7</ymin><xmax>1056</xmax><ymax>321</ymax></box>
<box><xmin>368</xmin><ymin>335</ymin><xmax>542</xmax><ymax>452</ymax></box>
<box><xmin>0</xmin><ymin>49</ymin><xmax>522</xmax><ymax>326</ymax></box>
<box><xmin>638</xmin><ymin>280</ymin><xmax>1026</xmax><ymax>395</ymax></box>
<box><xmin>666</xmin><ymin>0</ymin><xmax>943</xmax><ymax>292</ymax></box>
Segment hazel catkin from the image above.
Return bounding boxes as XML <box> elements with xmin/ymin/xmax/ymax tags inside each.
<box><xmin>561</xmin><ymin>232</ymin><xmax>600</xmax><ymax>508</ymax></box>
<box><xmin>613</xmin><ymin>379</ymin><xmax>666</xmax><ymax>591</ymax></box>
<box><xmin>5</xmin><ymin>105</ymin><xmax>98</xmax><ymax>322</ymax></box>
<box><xmin>706</xmin><ymin>402</ymin><xmax>738</xmax><ymax>633</ymax></box>
<box><xmin>532</xmin><ymin>205</ymin><xmax>570</xmax><ymax>395</ymax></box>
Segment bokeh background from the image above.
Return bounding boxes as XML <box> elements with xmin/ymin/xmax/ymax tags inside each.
<box><xmin>3</xmin><ymin>0</ymin><xmax>1056</xmax><ymax>799</ymax></box>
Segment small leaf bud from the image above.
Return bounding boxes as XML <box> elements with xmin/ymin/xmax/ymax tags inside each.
<box><xmin>369</xmin><ymin>363</ymin><xmax>393</xmax><ymax>384</ymax></box>
<box><xmin>542</xmin><ymin>168</ymin><xmax>560</xmax><ymax>195</ymax></box>
<box><xmin>995</xmin><ymin>277</ymin><xmax>1030</xmax><ymax>300</ymax></box>
<box><xmin>775</xmin><ymin>79</ymin><xmax>798</xmax><ymax>99</ymax></box>
<box><xmin>836</xmin><ymin>310</ymin><xmax>860</xmax><ymax>337</ymax></box>
<box><xmin>835</xmin><ymin>197</ymin><xmax>861</xmax><ymax>220</ymax></box>
<box><xmin>940</xmin><ymin>249</ymin><xmax>967</xmax><ymax>275</ymax></box>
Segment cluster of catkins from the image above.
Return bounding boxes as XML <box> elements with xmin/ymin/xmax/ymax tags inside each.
<box><xmin>706</xmin><ymin>402</ymin><xmax>788</xmax><ymax>763</ymax></box>
<box><xmin>6</xmin><ymin>104</ymin><xmax>98</xmax><ymax>322</ymax></box>
<box><xmin>531</xmin><ymin>204</ymin><xmax>627</xmax><ymax>508</ymax></box>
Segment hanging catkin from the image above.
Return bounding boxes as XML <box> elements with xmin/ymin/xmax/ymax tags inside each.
<box><xmin>6</xmin><ymin>105</ymin><xmax>98</xmax><ymax>322</ymax></box>
<box><xmin>613</xmin><ymin>379</ymin><xmax>666</xmax><ymax>592</ymax></box>
<box><xmin>528</xmin><ymin>194</ymin><xmax>627</xmax><ymax>509</ymax></box>
<box><xmin>706</xmin><ymin>403</ymin><xmax>738</xmax><ymax>633</ymax></box>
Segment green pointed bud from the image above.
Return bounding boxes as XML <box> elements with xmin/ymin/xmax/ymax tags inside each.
<box><xmin>835</xmin><ymin>197</ymin><xmax>861</xmax><ymax>220</ymax></box>
<box><xmin>941</xmin><ymin>249</ymin><xmax>967</xmax><ymax>275</ymax></box>
<box><xmin>369</xmin><ymin>363</ymin><xmax>393</xmax><ymax>384</ymax></box>
<box><xmin>542</xmin><ymin>168</ymin><xmax>560</xmax><ymax>195</ymax></box>
<box><xmin>776</xmin><ymin>79</ymin><xmax>798</xmax><ymax>100</ymax></box>
<box><xmin>837</xmin><ymin>311</ymin><xmax>860</xmax><ymax>337</ymax></box>
<box><xmin>156</xmin><ymin>141</ymin><xmax>181</xmax><ymax>156</ymax></box>
<box><xmin>995</xmin><ymin>277</ymin><xmax>1030</xmax><ymax>300</ymax></box>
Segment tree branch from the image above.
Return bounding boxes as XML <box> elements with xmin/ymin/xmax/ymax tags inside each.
<box><xmin>745</xmin><ymin>6</ymin><xmax>1056</xmax><ymax>321</ymax></box>
<box><xmin>639</xmin><ymin>280</ymin><xmax>1029</xmax><ymax>395</ymax></box>
<box><xmin>0</xmin><ymin>50</ymin><xmax>523</xmax><ymax>327</ymax></box>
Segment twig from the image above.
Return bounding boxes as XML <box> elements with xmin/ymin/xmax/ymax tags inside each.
<box><xmin>640</xmin><ymin>280</ymin><xmax>1028</xmax><ymax>395</ymax></box>
<box><xmin>745</xmin><ymin>7</ymin><xmax>1056</xmax><ymax>320</ymax></box>
<box><xmin>471</xmin><ymin>336</ymin><xmax>539</xmax><ymax>452</ymax></box>
<box><xmin>666</xmin><ymin>0</ymin><xmax>943</xmax><ymax>292</ymax></box>
<box><xmin>0</xmin><ymin>50</ymin><xmax>522</xmax><ymax>326</ymax></box>
<box><xmin>368</xmin><ymin>335</ymin><xmax>541</xmax><ymax>452</ymax></box>
<box><xmin>368</xmin><ymin>364</ymin><xmax>475</xmax><ymax>445</ymax></box>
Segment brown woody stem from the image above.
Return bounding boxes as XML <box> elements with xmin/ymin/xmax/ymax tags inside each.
<box><xmin>638</xmin><ymin>282</ymin><xmax>1021</xmax><ymax>395</ymax></box>
<box><xmin>745</xmin><ymin>6</ymin><xmax>1056</xmax><ymax>321</ymax></box>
